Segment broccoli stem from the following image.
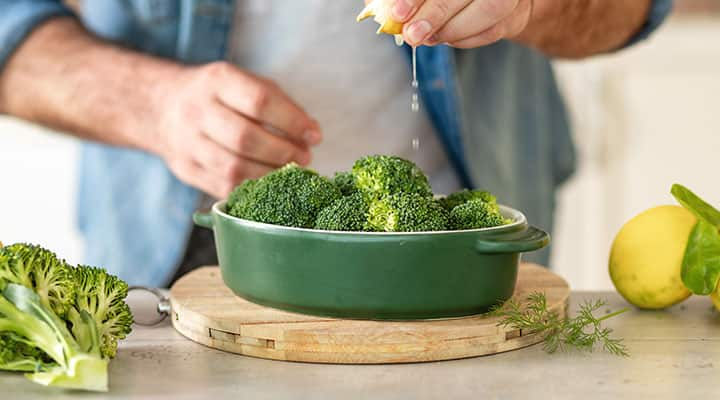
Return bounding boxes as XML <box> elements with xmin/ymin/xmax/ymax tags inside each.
<box><xmin>0</xmin><ymin>284</ymin><xmax>108</xmax><ymax>392</ymax></box>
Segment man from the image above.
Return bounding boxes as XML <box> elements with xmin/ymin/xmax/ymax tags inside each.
<box><xmin>0</xmin><ymin>1</ymin><xmax>672</xmax><ymax>286</ymax></box>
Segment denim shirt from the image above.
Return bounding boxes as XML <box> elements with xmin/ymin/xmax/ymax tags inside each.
<box><xmin>0</xmin><ymin>0</ymin><xmax>674</xmax><ymax>286</ymax></box>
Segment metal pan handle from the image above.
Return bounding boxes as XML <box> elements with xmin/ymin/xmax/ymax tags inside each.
<box><xmin>475</xmin><ymin>225</ymin><xmax>550</xmax><ymax>254</ymax></box>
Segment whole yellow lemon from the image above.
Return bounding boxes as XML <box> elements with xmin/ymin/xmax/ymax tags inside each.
<box><xmin>609</xmin><ymin>205</ymin><xmax>695</xmax><ymax>309</ymax></box>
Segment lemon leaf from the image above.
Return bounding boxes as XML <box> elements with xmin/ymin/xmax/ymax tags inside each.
<box><xmin>671</xmin><ymin>184</ymin><xmax>720</xmax><ymax>228</ymax></box>
<box><xmin>681</xmin><ymin>220</ymin><xmax>720</xmax><ymax>295</ymax></box>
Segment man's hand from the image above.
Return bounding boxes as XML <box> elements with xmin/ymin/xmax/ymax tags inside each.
<box><xmin>390</xmin><ymin>0</ymin><xmax>532</xmax><ymax>48</ymax></box>
<box><xmin>381</xmin><ymin>0</ymin><xmax>652</xmax><ymax>58</ymax></box>
<box><xmin>0</xmin><ymin>19</ymin><xmax>322</xmax><ymax>200</ymax></box>
<box><xmin>152</xmin><ymin>62</ymin><xmax>320</xmax><ymax>199</ymax></box>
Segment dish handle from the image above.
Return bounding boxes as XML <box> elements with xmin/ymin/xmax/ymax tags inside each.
<box><xmin>193</xmin><ymin>212</ymin><xmax>214</xmax><ymax>229</ymax></box>
<box><xmin>475</xmin><ymin>225</ymin><xmax>550</xmax><ymax>254</ymax></box>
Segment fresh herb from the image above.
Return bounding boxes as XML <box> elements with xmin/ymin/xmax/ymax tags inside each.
<box><xmin>671</xmin><ymin>184</ymin><xmax>720</xmax><ymax>295</ymax></box>
<box><xmin>492</xmin><ymin>292</ymin><xmax>629</xmax><ymax>357</ymax></box>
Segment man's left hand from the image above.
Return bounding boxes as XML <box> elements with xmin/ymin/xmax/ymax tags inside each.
<box><xmin>391</xmin><ymin>0</ymin><xmax>533</xmax><ymax>48</ymax></box>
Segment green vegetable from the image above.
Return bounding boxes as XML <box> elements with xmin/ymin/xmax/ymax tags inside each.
<box><xmin>230</xmin><ymin>163</ymin><xmax>342</xmax><ymax>228</ymax></box>
<box><xmin>439</xmin><ymin>189</ymin><xmax>497</xmax><ymax>211</ymax></box>
<box><xmin>226</xmin><ymin>178</ymin><xmax>258</xmax><ymax>214</ymax></box>
<box><xmin>225</xmin><ymin>156</ymin><xmax>512</xmax><ymax>233</ymax></box>
<box><xmin>315</xmin><ymin>193</ymin><xmax>369</xmax><ymax>232</ymax></box>
<box><xmin>69</xmin><ymin>266</ymin><xmax>133</xmax><ymax>359</ymax></box>
<box><xmin>332</xmin><ymin>172</ymin><xmax>358</xmax><ymax>196</ymax></box>
<box><xmin>671</xmin><ymin>184</ymin><xmax>720</xmax><ymax>227</ymax></box>
<box><xmin>449</xmin><ymin>199</ymin><xmax>506</xmax><ymax>230</ymax></box>
<box><xmin>352</xmin><ymin>155</ymin><xmax>432</xmax><ymax>200</ymax></box>
<box><xmin>366</xmin><ymin>193</ymin><xmax>448</xmax><ymax>232</ymax></box>
<box><xmin>493</xmin><ymin>292</ymin><xmax>629</xmax><ymax>356</ymax></box>
<box><xmin>0</xmin><ymin>243</ymin><xmax>76</xmax><ymax>318</ymax></box>
<box><xmin>0</xmin><ymin>243</ymin><xmax>133</xmax><ymax>392</ymax></box>
<box><xmin>671</xmin><ymin>184</ymin><xmax>720</xmax><ymax>295</ymax></box>
<box><xmin>0</xmin><ymin>333</ymin><xmax>52</xmax><ymax>372</ymax></box>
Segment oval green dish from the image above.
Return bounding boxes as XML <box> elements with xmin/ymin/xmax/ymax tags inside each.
<box><xmin>193</xmin><ymin>201</ymin><xmax>549</xmax><ymax>320</ymax></box>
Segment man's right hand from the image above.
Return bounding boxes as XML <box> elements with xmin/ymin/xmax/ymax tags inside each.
<box><xmin>151</xmin><ymin>62</ymin><xmax>321</xmax><ymax>199</ymax></box>
<box><xmin>0</xmin><ymin>19</ymin><xmax>322</xmax><ymax>201</ymax></box>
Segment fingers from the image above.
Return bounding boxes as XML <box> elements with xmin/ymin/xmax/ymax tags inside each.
<box><xmin>400</xmin><ymin>0</ymin><xmax>472</xmax><ymax>46</ymax></box>
<box><xmin>391</xmin><ymin>0</ymin><xmax>425</xmax><ymax>22</ymax></box>
<box><xmin>202</xmin><ymin>102</ymin><xmax>311</xmax><ymax>167</ymax></box>
<box><xmin>210</xmin><ymin>64</ymin><xmax>322</xmax><ymax>145</ymax></box>
<box><xmin>432</xmin><ymin>0</ymin><xmax>518</xmax><ymax>44</ymax></box>
<box><xmin>190</xmin><ymin>135</ymin><xmax>274</xmax><ymax>198</ymax></box>
<box><xmin>445</xmin><ymin>2</ymin><xmax>531</xmax><ymax>48</ymax></box>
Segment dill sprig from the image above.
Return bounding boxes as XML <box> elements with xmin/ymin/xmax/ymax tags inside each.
<box><xmin>492</xmin><ymin>292</ymin><xmax>629</xmax><ymax>357</ymax></box>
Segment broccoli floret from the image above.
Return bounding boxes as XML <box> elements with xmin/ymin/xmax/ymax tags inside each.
<box><xmin>315</xmin><ymin>193</ymin><xmax>369</xmax><ymax>231</ymax></box>
<box><xmin>367</xmin><ymin>193</ymin><xmax>448</xmax><ymax>232</ymax></box>
<box><xmin>230</xmin><ymin>163</ymin><xmax>342</xmax><ymax>228</ymax></box>
<box><xmin>69</xmin><ymin>266</ymin><xmax>133</xmax><ymax>359</ymax></box>
<box><xmin>0</xmin><ymin>333</ymin><xmax>52</xmax><ymax>372</ymax></box>
<box><xmin>352</xmin><ymin>155</ymin><xmax>432</xmax><ymax>200</ymax></box>
<box><xmin>0</xmin><ymin>244</ymin><xmax>75</xmax><ymax>318</ymax></box>
<box><xmin>439</xmin><ymin>189</ymin><xmax>497</xmax><ymax>211</ymax></box>
<box><xmin>449</xmin><ymin>199</ymin><xmax>506</xmax><ymax>230</ymax></box>
<box><xmin>332</xmin><ymin>171</ymin><xmax>358</xmax><ymax>196</ymax></box>
<box><xmin>0</xmin><ymin>244</ymin><xmax>134</xmax><ymax>392</ymax></box>
<box><xmin>226</xmin><ymin>178</ymin><xmax>258</xmax><ymax>214</ymax></box>
<box><xmin>0</xmin><ymin>282</ymin><xmax>109</xmax><ymax>391</ymax></box>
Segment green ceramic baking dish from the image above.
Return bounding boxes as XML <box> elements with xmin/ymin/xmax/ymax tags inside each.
<box><xmin>193</xmin><ymin>201</ymin><xmax>549</xmax><ymax>320</ymax></box>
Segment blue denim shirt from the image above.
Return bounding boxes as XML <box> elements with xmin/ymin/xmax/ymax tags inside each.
<box><xmin>0</xmin><ymin>0</ymin><xmax>673</xmax><ymax>286</ymax></box>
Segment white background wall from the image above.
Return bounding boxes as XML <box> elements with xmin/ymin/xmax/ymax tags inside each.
<box><xmin>1</xmin><ymin>16</ymin><xmax>718</xmax><ymax>290</ymax></box>
<box><xmin>551</xmin><ymin>17</ymin><xmax>720</xmax><ymax>289</ymax></box>
<box><xmin>0</xmin><ymin>119</ymin><xmax>83</xmax><ymax>265</ymax></box>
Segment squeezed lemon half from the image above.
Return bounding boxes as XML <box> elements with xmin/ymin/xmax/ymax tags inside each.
<box><xmin>357</xmin><ymin>0</ymin><xmax>406</xmax><ymax>45</ymax></box>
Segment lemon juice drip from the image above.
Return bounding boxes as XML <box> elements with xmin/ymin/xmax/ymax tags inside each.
<box><xmin>411</xmin><ymin>46</ymin><xmax>419</xmax><ymax>113</ymax></box>
<box><xmin>411</xmin><ymin>46</ymin><xmax>420</xmax><ymax>152</ymax></box>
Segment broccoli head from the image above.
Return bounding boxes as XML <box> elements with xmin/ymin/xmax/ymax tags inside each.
<box><xmin>0</xmin><ymin>244</ymin><xmax>134</xmax><ymax>391</ymax></box>
<box><xmin>367</xmin><ymin>193</ymin><xmax>448</xmax><ymax>232</ymax></box>
<box><xmin>0</xmin><ymin>244</ymin><xmax>75</xmax><ymax>318</ymax></box>
<box><xmin>352</xmin><ymin>155</ymin><xmax>432</xmax><ymax>199</ymax></box>
<box><xmin>0</xmin><ymin>333</ymin><xmax>52</xmax><ymax>372</ymax></box>
<box><xmin>449</xmin><ymin>199</ymin><xmax>507</xmax><ymax>230</ymax></box>
<box><xmin>439</xmin><ymin>189</ymin><xmax>497</xmax><ymax>211</ymax></box>
<box><xmin>230</xmin><ymin>163</ymin><xmax>342</xmax><ymax>228</ymax></box>
<box><xmin>69</xmin><ymin>266</ymin><xmax>133</xmax><ymax>359</ymax></box>
<box><xmin>226</xmin><ymin>178</ymin><xmax>258</xmax><ymax>214</ymax></box>
<box><xmin>315</xmin><ymin>193</ymin><xmax>369</xmax><ymax>232</ymax></box>
<box><xmin>332</xmin><ymin>171</ymin><xmax>358</xmax><ymax>196</ymax></box>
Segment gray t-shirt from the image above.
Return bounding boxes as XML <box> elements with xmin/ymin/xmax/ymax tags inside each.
<box><xmin>226</xmin><ymin>0</ymin><xmax>460</xmax><ymax>194</ymax></box>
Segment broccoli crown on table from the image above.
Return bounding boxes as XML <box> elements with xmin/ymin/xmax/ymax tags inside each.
<box><xmin>0</xmin><ymin>243</ymin><xmax>76</xmax><ymax>318</ymax></box>
<box><xmin>229</xmin><ymin>163</ymin><xmax>342</xmax><ymax>229</ymax></box>
<box><xmin>70</xmin><ymin>266</ymin><xmax>133</xmax><ymax>359</ymax></box>
<box><xmin>315</xmin><ymin>193</ymin><xmax>370</xmax><ymax>232</ymax></box>
<box><xmin>0</xmin><ymin>242</ymin><xmax>134</xmax><ymax>391</ymax></box>
<box><xmin>351</xmin><ymin>155</ymin><xmax>432</xmax><ymax>200</ymax></box>
<box><xmin>366</xmin><ymin>193</ymin><xmax>449</xmax><ymax>232</ymax></box>
<box><xmin>449</xmin><ymin>199</ymin><xmax>506</xmax><ymax>230</ymax></box>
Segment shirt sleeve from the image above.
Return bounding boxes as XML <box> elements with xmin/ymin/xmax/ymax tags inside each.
<box><xmin>0</xmin><ymin>0</ymin><xmax>75</xmax><ymax>71</ymax></box>
<box><xmin>624</xmin><ymin>0</ymin><xmax>674</xmax><ymax>47</ymax></box>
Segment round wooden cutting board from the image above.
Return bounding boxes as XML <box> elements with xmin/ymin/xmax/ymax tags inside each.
<box><xmin>170</xmin><ymin>264</ymin><xmax>569</xmax><ymax>364</ymax></box>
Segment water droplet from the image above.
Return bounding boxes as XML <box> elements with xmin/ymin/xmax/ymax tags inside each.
<box><xmin>412</xmin><ymin>138</ymin><xmax>420</xmax><ymax>151</ymax></box>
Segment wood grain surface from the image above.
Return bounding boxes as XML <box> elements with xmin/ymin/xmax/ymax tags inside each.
<box><xmin>169</xmin><ymin>263</ymin><xmax>570</xmax><ymax>364</ymax></box>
